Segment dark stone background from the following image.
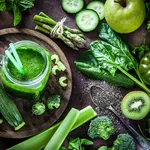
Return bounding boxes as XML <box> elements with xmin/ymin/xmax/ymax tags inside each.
<box><xmin>0</xmin><ymin>0</ymin><xmax>149</xmax><ymax>149</ymax></box>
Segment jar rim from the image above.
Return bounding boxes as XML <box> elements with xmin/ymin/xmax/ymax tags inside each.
<box><xmin>2</xmin><ymin>40</ymin><xmax>49</xmax><ymax>86</ymax></box>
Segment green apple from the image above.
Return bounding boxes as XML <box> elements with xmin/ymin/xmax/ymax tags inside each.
<box><xmin>104</xmin><ymin>0</ymin><xmax>146</xmax><ymax>33</ymax></box>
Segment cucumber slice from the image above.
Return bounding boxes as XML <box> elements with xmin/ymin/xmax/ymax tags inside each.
<box><xmin>62</xmin><ymin>0</ymin><xmax>84</xmax><ymax>14</ymax></box>
<box><xmin>86</xmin><ymin>1</ymin><xmax>104</xmax><ymax>20</ymax></box>
<box><xmin>76</xmin><ymin>9</ymin><xmax>99</xmax><ymax>32</ymax></box>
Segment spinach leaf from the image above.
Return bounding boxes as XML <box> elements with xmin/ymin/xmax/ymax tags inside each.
<box><xmin>98</xmin><ymin>23</ymin><xmax>138</xmax><ymax>72</ymax></box>
<box><xmin>75</xmin><ymin>23</ymin><xmax>150</xmax><ymax>94</ymax></box>
<box><xmin>75</xmin><ymin>50</ymin><xmax>134</xmax><ymax>88</ymax></box>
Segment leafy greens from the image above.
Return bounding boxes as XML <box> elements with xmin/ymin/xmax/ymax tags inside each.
<box><xmin>75</xmin><ymin>23</ymin><xmax>150</xmax><ymax>94</ymax></box>
<box><xmin>0</xmin><ymin>0</ymin><xmax>34</xmax><ymax>26</ymax></box>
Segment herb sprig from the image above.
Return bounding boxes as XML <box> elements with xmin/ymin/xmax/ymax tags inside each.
<box><xmin>0</xmin><ymin>0</ymin><xmax>35</xmax><ymax>26</ymax></box>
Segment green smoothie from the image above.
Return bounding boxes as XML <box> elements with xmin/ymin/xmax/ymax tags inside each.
<box><xmin>1</xmin><ymin>43</ymin><xmax>51</xmax><ymax>101</ymax></box>
<box><xmin>8</xmin><ymin>46</ymin><xmax>45</xmax><ymax>81</ymax></box>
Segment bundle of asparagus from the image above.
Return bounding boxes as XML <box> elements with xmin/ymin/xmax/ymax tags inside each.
<box><xmin>33</xmin><ymin>12</ymin><xmax>86</xmax><ymax>50</ymax></box>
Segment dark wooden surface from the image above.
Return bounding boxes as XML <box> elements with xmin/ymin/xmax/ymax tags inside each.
<box><xmin>0</xmin><ymin>28</ymin><xmax>72</xmax><ymax>138</ymax></box>
<box><xmin>0</xmin><ymin>0</ymin><xmax>149</xmax><ymax>149</ymax></box>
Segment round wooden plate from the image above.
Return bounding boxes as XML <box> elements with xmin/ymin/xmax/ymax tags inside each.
<box><xmin>0</xmin><ymin>28</ymin><xmax>72</xmax><ymax>138</ymax></box>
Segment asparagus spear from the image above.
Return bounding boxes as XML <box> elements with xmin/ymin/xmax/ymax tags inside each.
<box><xmin>33</xmin><ymin>12</ymin><xmax>86</xmax><ymax>50</ymax></box>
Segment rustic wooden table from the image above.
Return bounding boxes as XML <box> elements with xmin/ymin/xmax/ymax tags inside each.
<box><xmin>0</xmin><ymin>0</ymin><xmax>149</xmax><ymax>149</ymax></box>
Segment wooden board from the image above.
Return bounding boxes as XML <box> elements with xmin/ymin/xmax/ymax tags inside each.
<box><xmin>0</xmin><ymin>28</ymin><xmax>72</xmax><ymax>138</ymax></box>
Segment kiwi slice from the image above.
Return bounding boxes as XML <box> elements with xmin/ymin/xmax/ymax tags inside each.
<box><xmin>121</xmin><ymin>91</ymin><xmax>150</xmax><ymax>120</ymax></box>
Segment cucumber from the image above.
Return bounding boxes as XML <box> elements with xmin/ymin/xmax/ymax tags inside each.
<box><xmin>76</xmin><ymin>9</ymin><xmax>99</xmax><ymax>32</ymax></box>
<box><xmin>86</xmin><ymin>1</ymin><xmax>104</xmax><ymax>20</ymax></box>
<box><xmin>62</xmin><ymin>0</ymin><xmax>84</xmax><ymax>14</ymax></box>
<box><xmin>0</xmin><ymin>85</ymin><xmax>25</xmax><ymax>130</ymax></box>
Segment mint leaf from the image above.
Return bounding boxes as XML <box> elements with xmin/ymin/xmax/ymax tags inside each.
<box><xmin>16</xmin><ymin>0</ymin><xmax>34</xmax><ymax>9</ymax></box>
<box><xmin>0</xmin><ymin>1</ymin><xmax>6</xmax><ymax>11</ymax></box>
<box><xmin>81</xmin><ymin>139</ymin><xmax>93</xmax><ymax>145</ymax></box>
<box><xmin>13</xmin><ymin>3</ymin><xmax>22</xmax><ymax>26</ymax></box>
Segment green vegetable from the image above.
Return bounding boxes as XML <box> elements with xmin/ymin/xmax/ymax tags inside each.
<box><xmin>0</xmin><ymin>0</ymin><xmax>34</xmax><ymax>26</ymax></box>
<box><xmin>59</xmin><ymin>147</ymin><xmax>67</xmax><ymax>150</ymax></box>
<box><xmin>32</xmin><ymin>102</ymin><xmax>46</xmax><ymax>116</ymax></box>
<box><xmin>99</xmin><ymin>134</ymin><xmax>136</xmax><ymax>150</ymax></box>
<box><xmin>33</xmin><ymin>12</ymin><xmax>86</xmax><ymax>50</ymax></box>
<box><xmin>112</xmin><ymin>134</ymin><xmax>136</xmax><ymax>150</ymax></box>
<box><xmin>75</xmin><ymin>50</ymin><xmax>134</xmax><ymax>88</ymax></box>
<box><xmin>88</xmin><ymin>116</ymin><xmax>115</xmax><ymax>140</ymax></box>
<box><xmin>147</xmin><ymin>20</ymin><xmax>150</xmax><ymax>32</ymax></box>
<box><xmin>76</xmin><ymin>9</ymin><xmax>99</xmax><ymax>32</ymax></box>
<box><xmin>148</xmin><ymin>118</ymin><xmax>150</xmax><ymax>134</ymax></box>
<box><xmin>68</xmin><ymin>137</ymin><xmax>93</xmax><ymax>150</ymax></box>
<box><xmin>131</xmin><ymin>43</ymin><xmax>150</xmax><ymax>60</ymax></box>
<box><xmin>0</xmin><ymin>85</ymin><xmax>25</xmax><ymax>130</ymax></box>
<box><xmin>8</xmin><ymin>106</ymin><xmax>97</xmax><ymax>150</ymax></box>
<box><xmin>52</xmin><ymin>65</ymin><xmax>61</xmax><ymax>75</ymax></box>
<box><xmin>47</xmin><ymin>95</ymin><xmax>60</xmax><ymax>110</ymax></box>
<box><xmin>44</xmin><ymin>108</ymin><xmax>80</xmax><ymax>150</ymax></box>
<box><xmin>57</xmin><ymin>61</ymin><xmax>66</xmax><ymax>71</ymax></box>
<box><xmin>76</xmin><ymin>23</ymin><xmax>150</xmax><ymax>94</ymax></box>
<box><xmin>145</xmin><ymin>2</ymin><xmax>150</xmax><ymax>20</ymax></box>
<box><xmin>59</xmin><ymin>76</ymin><xmax>68</xmax><ymax>87</ymax></box>
<box><xmin>98</xmin><ymin>146</ymin><xmax>108</xmax><ymax>150</ymax></box>
<box><xmin>86</xmin><ymin>1</ymin><xmax>104</xmax><ymax>21</ymax></box>
<box><xmin>62</xmin><ymin>0</ymin><xmax>84</xmax><ymax>14</ymax></box>
<box><xmin>139</xmin><ymin>52</ymin><xmax>150</xmax><ymax>85</ymax></box>
<box><xmin>51</xmin><ymin>54</ymin><xmax>60</xmax><ymax>64</ymax></box>
<box><xmin>0</xmin><ymin>118</ymin><xmax>3</xmax><ymax>124</ymax></box>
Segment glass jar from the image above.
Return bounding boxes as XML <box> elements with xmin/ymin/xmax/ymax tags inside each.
<box><xmin>0</xmin><ymin>40</ymin><xmax>51</xmax><ymax>101</ymax></box>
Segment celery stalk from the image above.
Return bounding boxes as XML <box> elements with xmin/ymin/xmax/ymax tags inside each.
<box><xmin>44</xmin><ymin>108</ymin><xmax>80</xmax><ymax>150</ymax></box>
<box><xmin>8</xmin><ymin>106</ymin><xmax>97</xmax><ymax>150</ymax></box>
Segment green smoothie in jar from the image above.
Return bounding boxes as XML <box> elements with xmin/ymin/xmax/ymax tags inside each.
<box><xmin>0</xmin><ymin>41</ymin><xmax>51</xmax><ymax>101</ymax></box>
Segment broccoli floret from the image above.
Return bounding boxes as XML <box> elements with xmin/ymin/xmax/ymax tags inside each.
<box><xmin>47</xmin><ymin>95</ymin><xmax>60</xmax><ymax>110</ymax></box>
<box><xmin>88</xmin><ymin>116</ymin><xmax>115</xmax><ymax>140</ymax></box>
<box><xmin>112</xmin><ymin>134</ymin><xmax>136</xmax><ymax>150</ymax></box>
<box><xmin>32</xmin><ymin>102</ymin><xmax>46</xmax><ymax>116</ymax></box>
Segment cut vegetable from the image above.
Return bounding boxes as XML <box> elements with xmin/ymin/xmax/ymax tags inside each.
<box><xmin>62</xmin><ymin>0</ymin><xmax>84</xmax><ymax>14</ymax></box>
<box><xmin>8</xmin><ymin>106</ymin><xmax>97</xmax><ymax>150</ymax></box>
<box><xmin>52</xmin><ymin>65</ymin><xmax>61</xmax><ymax>75</ymax></box>
<box><xmin>44</xmin><ymin>108</ymin><xmax>80</xmax><ymax>150</ymax></box>
<box><xmin>51</xmin><ymin>54</ymin><xmax>60</xmax><ymax>64</ymax></box>
<box><xmin>76</xmin><ymin>9</ymin><xmax>99</xmax><ymax>32</ymax></box>
<box><xmin>0</xmin><ymin>85</ymin><xmax>25</xmax><ymax>130</ymax></box>
<box><xmin>86</xmin><ymin>1</ymin><xmax>104</xmax><ymax>20</ymax></box>
<box><xmin>57</xmin><ymin>61</ymin><xmax>66</xmax><ymax>71</ymax></box>
<box><xmin>59</xmin><ymin>76</ymin><xmax>68</xmax><ymax>87</ymax></box>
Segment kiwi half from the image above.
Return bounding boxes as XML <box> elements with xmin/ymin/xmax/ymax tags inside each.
<box><xmin>121</xmin><ymin>91</ymin><xmax>150</xmax><ymax>120</ymax></box>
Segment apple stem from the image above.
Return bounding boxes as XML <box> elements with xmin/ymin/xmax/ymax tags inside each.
<box><xmin>114</xmin><ymin>0</ymin><xmax>126</xmax><ymax>7</ymax></box>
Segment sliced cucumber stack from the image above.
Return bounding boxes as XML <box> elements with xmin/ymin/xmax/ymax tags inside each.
<box><xmin>62</xmin><ymin>0</ymin><xmax>84</xmax><ymax>14</ymax></box>
<box><xmin>86</xmin><ymin>1</ymin><xmax>104</xmax><ymax>21</ymax></box>
<box><xmin>76</xmin><ymin>9</ymin><xmax>99</xmax><ymax>32</ymax></box>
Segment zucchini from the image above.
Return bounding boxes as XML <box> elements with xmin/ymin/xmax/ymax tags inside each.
<box><xmin>0</xmin><ymin>85</ymin><xmax>25</xmax><ymax>130</ymax></box>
